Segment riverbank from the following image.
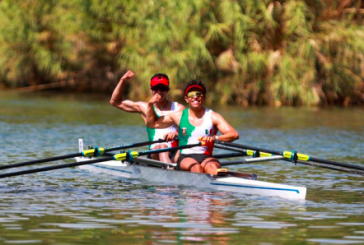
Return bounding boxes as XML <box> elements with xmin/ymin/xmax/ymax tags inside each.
<box><xmin>1</xmin><ymin>1</ymin><xmax>364</xmax><ymax>106</ymax></box>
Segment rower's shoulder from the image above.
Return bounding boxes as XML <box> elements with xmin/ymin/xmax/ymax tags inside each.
<box><xmin>175</xmin><ymin>102</ymin><xmax>186</xmax><ymax>111</ymax></box>
<box><xmin>169</xmin><ymin>109</ymin><xmax>183</xmax><ymax>119</ymax></box>
<box><xmin>210</xmin><ymin>110</ymin><xmax>224</xmax><ymax>121</ymax></box>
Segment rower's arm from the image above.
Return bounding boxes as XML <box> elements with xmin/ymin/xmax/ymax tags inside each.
<box><xmin>212</xmin><ymin>112</ymin><xmax>239</xmax><ymax>142</ymax></box>
<box><xmin>146</xmin><ymin>95</ymin><xmax>178</xmax><ymax>128</ymax></box>
<box><xmin>110</xmin><ymin>70</ymin><xmax>144</xmax><ymax>113</ymax></box>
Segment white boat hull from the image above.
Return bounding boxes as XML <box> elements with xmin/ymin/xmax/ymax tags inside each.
<box><xmin>76</xmin><ymin>157</ymin><xmax>307</xmax><ymax>200</ymax></box>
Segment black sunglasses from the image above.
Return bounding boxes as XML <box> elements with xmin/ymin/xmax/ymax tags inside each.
<box><xmin>151</xmin><ymin>86</ymin><xmax>169</xmax><ymax>92</ymax></box>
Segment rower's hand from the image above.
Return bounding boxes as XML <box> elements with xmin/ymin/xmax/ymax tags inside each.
<box><xmin>164</xmin><ymin>132</ymin><xmax>178</xmax><ymax>141</ymax></box>
<box><xmin>121</xmin><ymin>70</ymin><xmax>135</xmax><ymax>81</ymax></box>
<box><xmin>148</xmin><ymin>93</ymin><xmax>162</xmax><ymax>105</ymax></box>
<box><xmin>198</xmin><ymin>136</ymin><xmax>215</xmax><ymax>146</ymax></box>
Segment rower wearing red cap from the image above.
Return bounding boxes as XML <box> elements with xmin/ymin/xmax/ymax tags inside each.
<box><xmin>110</xmin><ymin>70</ymin><xmax>185</xmax><ymax>163</ymax></box>
<box><xmin>146</xmin><ymin>80</ymin><xmax>239</xmax><ymax>175</ymax></box>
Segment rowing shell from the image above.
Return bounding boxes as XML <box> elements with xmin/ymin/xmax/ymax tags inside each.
<box><xmin>75</xmin><ymin>157</ymin><xmax>307</xmax><ymax>200</ymax></box>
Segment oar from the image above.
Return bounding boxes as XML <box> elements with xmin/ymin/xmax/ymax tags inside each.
<box><xmin>293</xmin><ymin>160</ymin><xmax>364</xmax><ymax>175</ymax></box>
<box><xmin>215</xmin><ymin>141</ymin><xmax>364</xmax><ymax>171</ymax></box>
<box><xmin>0</xmin><ymin>139</ymin><xmax>170</xmax><ymax>170</ymax></box>
<box><xmin>0</xmin><ymin>143</ymin><xmax>202</xmax><ymax>179</ymax></box>
<box><xmin>220</xmin><ymin>156</ymin><xmax>285</xmax><ymax>166</ymax></box>
<box><xmin>212</xmin><ymin>152</ymin><xmax>248</xmax><ymax>159</ymax></box>
<box><xmin>213</xmin><ymin>144</ymin><xmax>274</xmax><ymax>158</ymax></box>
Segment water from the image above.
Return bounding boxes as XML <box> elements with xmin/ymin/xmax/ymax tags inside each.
<box><xmin>0</xmin><ymin>91</ymin><xmax>363</xmax><ymax>244</ymax></box>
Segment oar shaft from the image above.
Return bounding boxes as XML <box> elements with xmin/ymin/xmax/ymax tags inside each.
<box><xmin>220</xmin><ymin>156</ymin><xmax>285</xmax><ymax>166</ymax></box>
<box><xmin>216</xmin><ymin>141</ymin><xmax>282</xmax><ymax>155</ymax></box>
<box><xmin>213</xmin><ymin>153</ymin><xmax>248</xmax><ymax>159</ymax></box>
<box><xmin>137</xmin><ymin>143</ymin><xmax>201</xmax><ymax>157</ymax></box>
<box><xmin>0</xmin><ymin>157</ymin><xmax>114</xmax><ymax>179</ymax></box>
<box><xmin>104</xmin><ymin>138</ymin><xmax>168</xmax><ymax>152</ymax></box>
<box><xmin>296</xmin><ymin>160</ymin><xmax>364</xmax><ymax>175</ymax></box>
<box><xmin>214</xmin><ymin>144</ymin><xmax>273</xmax><ymax>158</ymax></box>
<box><xmin>308</xmin><ymin>156</ymin><xmax>364</xmax><ymax>171</ymax></box>
<box><xmin>0</xmin><ymin>153</ymin><xmax>81</xmax><ymax>170</ymax></box>
<box><xmin>213</xmin><ymin>144</ymin><xmax>247</xmax><ymax>154</ymax></box>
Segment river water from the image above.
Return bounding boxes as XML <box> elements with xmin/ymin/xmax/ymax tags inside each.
<box><xmin>0</xmin><ymin>91</ymin><xmax>363</xmax><ymax>245</ymax></box>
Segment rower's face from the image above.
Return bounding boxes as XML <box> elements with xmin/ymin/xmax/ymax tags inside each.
<box><xmin>185</xmin><ymin>90</ymin><xmax>205</xmax><ymax>108</ymax></box>
<box><xmin>151</xmin><ymin>86</ymin><xmax>169</xmax><ymax>99</ymax></box>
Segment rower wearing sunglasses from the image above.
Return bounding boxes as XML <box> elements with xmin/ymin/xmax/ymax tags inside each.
<box><xmin>146</xmin><ymin>80</ymin><xmax>239</xmax><ymax>175</ymax></box>
<box><xmin>110</xmin><ymin>70</ymin><xmax>185</xmax><ymax>163</ymax></box>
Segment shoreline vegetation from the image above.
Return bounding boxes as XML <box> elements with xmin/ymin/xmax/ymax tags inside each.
<box><xmin>0</xmin><ymin>0</ymin><xmax>363</xmax><ymax>106</ymax></box>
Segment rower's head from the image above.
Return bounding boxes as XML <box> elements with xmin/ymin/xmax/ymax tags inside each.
<box><xmin>184</xmin><ymin>80</ymin><xmax>206</xmax><ymax>106</ymax></box>
<box><xmin>150</xmin><ymin>73</ymin><xmax>170</xmax><ymax>95</ymax></box>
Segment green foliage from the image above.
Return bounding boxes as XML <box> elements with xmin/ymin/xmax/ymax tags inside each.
<box><xmin>0</xmin><ymin>0</ymin><xmax>363</xmax><ymax>106</ymax></box>
<box><xmin>0</xmin><ymin>0</ymin><xmax>73</xmax><ymax>86</ymax></box>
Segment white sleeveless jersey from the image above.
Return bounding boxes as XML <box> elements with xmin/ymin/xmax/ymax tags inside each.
<box><xmin>146</xmin><ymin>102</ymin><xmax>179</xmax><ymax>149</ymax></box>
<box><xmin>178</xmin><ymin>108</ymin><xmax>216</xmax><ymax>155</ymax></box>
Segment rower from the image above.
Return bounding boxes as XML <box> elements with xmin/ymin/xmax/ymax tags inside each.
<box><xmin>110</xmin><ymin>70</ymin><xmax>185</xmax><ymax>163</ymax></box>
<box><xmin>146</xmin><ymin>80</ymin><xmax>239</xmax><ymax>175</ymax></box>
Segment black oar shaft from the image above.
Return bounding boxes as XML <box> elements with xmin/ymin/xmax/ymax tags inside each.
<box><xmin>0</xmin><ymin>153</ymin><xmax>81</xmax><ymax>170</ymax></box>
<box><xmin>220</xmin><ymin>156</ymin><xmax>285</xmax><ymax>166</ymax></box>
<box><xmin>105</xmin><ymin>138</ymin><xmax>167</xmax><ymax>152</ymax></box>
<box><xmin>137</xmin><ymin>143</ymin><xmax>201</xmax><ymax>157</ymax></box>
<box><xmin>213</xmin><ymin>153</ymin><xmax>248</xmax><ymax>159</ymax></box>
<box><xmin>213</xmin><ymin>144</ymin><xmax>248</xmax><ymax>154</ymax></box>
<box><xmin>0</xmin><ymin>157</ymin><xmax>114</xmax><ymax>179</ymax></box>
<box><xmin>216</xmin><ymin>141</ymin><xmax>282</xmax><ymax>155</ymax></box>
<box><xmin>308</xmin><ymin>156</ymin><xmax>364</xmax><ymax>171</ymax></box>
<box><xmin>214</xmin><ymin>144</ymin><xmax>273</xmax><ymax>158</ymax></box>
<box><xmin>296</xmin><ymin>160</ymin><xmax>364</xmax><ymax>175</ymax></box>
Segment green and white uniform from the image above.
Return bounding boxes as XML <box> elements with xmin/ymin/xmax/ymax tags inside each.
<box><xmin>146</xmin><ymin>102</ymin><xmax>179</xmax><ymax>149</ymax></box>
<box><xmin>178</xmin><ymin>108</ymin><xmax>217</xmax><ymax>156</ymax></box>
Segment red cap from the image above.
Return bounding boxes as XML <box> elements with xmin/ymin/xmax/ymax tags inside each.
<box><xmin>185</xmin><ymin>84</ymin><xmax>205</xmax><ymax>96</ymax></box>
<box><xmin>150</xmin><ymin>76</ymin><xmax>169</xmax><ymax>87</ymax></box>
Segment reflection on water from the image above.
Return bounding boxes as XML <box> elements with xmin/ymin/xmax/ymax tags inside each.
<box><xmin>0</xmin><ymin>91</ymin><xmax>363</xmax><ymax>244</ymax></box>
<box><xmin>1</xmin><ymin>181</ymin><xmax>364</xmax><ymax>244</ymax></box>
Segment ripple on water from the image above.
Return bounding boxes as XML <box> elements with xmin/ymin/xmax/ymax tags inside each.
<box><xmin>344</xmin><ymin>236</ymin><xmax>364</xmax><ymax>240</ymax></box>
<box><xmin>337</xmin><ymin>223</ymin><xmax>364</xmax><ymax>226</ymax></box>
<box><xmin>307</xmin><ymin>239</ymin><xmax>364</xmax><ymax>244</ymax></box>
<box><xmin>41</xmin><ymin>222</ymin><xmax>116</xmax><ymax>229</ymax></box>
<box><xmin>233</xmin><ymin>221</ymin><xmax>297</xmax><ymax>229</ymax></box>
<box><xmin>28</xmin><ymin>229</ymin><xmax>63</xmax><ymax>232</ymax></box>
<box><xmin>4</xmin><ymin>241</ymin><xmax>42</xmax><ymax>244</ymax></box>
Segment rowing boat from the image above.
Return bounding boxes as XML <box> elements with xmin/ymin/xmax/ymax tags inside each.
<box><xmin>75</xmin><ymin>155</ymin><xmax>307</xmax><ymax>200</ymax></box>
